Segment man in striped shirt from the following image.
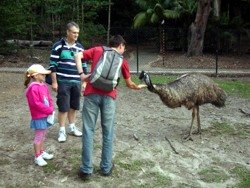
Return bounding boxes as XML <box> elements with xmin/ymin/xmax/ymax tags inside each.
<box><xmin>49</xmin><ymin>21</ymin><xmax>87</xmax><ymax>142</ymax></box>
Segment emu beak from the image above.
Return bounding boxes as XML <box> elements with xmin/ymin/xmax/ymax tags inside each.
<box><xmin>139</xmin><ymin>71</ymin><xmax>145</xmax><ymax>80</ymax></box>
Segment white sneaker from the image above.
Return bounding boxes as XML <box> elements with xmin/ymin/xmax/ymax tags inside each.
<box><xmin>58</xmin><ymin>130</ymin><xmax>67</xmax><ymax>142</ymax></box>
<box><xmin>68</xmin><ymin>125</ymin><xmax>82</xmax><ymax>137</ymax></box>
<box><xmin>42</xmin><ymin>151</ymin><xmax>54</xmax><ymax>160</ymax></box>
<box><xmin>35</xmin><ymin>155</ymin><xmax>47</xmax><ymax>166</ymax></box>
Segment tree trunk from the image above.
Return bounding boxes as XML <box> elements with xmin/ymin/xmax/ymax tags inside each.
<box><xmin>187</xmin><ymin>0</ymin><xmax>212</xmax><ymax>56</ymax></box>
<box><xmin>213</xmin><ymin>0</ymin><xmax>221</xmax><ymax>17</ymax></box>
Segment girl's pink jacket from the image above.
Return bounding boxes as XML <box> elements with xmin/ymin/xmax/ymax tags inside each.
<box><xmin>25</xmin><ymin>82</ymin><xmax>54</xmax><ymax>120</ymax></box>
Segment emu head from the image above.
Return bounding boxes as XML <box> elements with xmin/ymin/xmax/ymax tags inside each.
<box><xmin>139</xmin><ymin>71</ymin><xmax>154</xmax><ymax>92</ymax></box>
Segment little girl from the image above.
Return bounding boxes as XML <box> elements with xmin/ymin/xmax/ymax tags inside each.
<box><xmin>24</xmin><ymin>64</ymin><xmax>55</xmax><ymax>167</ymax></box>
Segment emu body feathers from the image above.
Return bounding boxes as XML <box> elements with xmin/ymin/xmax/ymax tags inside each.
<box><xmin>139</xmin><ymin>71</ymin><xmax>227</xmax><ymax>141</ymax></box>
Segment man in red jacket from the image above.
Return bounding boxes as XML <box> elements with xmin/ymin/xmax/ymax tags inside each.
<box><xmin>75</xmin><ymin>35</ymin><xmax>146</xmax><ymax>180</ymax></box>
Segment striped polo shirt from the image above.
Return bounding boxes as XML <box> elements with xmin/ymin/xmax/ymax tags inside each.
<box><xmin>49</xmin><ymin>38</ymin><xmax>87</xmax><ymax>84</ymax></box>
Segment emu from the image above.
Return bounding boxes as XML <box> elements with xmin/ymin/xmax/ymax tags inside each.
<box><xmin>139</xmin><ymin>71</ymin><xmax>227</xmax><ymax>141</ymax></box>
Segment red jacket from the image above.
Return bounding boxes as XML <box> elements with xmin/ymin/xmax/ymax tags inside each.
<box><xmin>82</xmin><ymin>46</ymin><xmax>130</xmax><ymax>99</ymax></box>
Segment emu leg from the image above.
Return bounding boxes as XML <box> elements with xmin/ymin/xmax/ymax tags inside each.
<box><xmin>182</xmin><ymin>107</ymin><xmax>196</xmax><ymax>141</ymax></box>
<box><xmin>193</xmin><ymin>106</ymin><xmax>202</xmax><ymax>138</ymax></box>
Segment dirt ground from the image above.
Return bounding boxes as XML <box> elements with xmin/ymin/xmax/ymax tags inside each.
<box><xmin>0</xmin><ymin>71</ymin><xmax>249</xmax><ymax>187</ymax></box>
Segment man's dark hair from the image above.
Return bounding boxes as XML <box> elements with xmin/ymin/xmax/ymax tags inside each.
<box><xmin>67</xmin><ymin>21</ymin><xmax>79</xmax><ymax>30</ymax></box>
<box><xmin>109</xmin><ymin>35</ymin><xmax>126</xmax><ymax>48</ymax></box>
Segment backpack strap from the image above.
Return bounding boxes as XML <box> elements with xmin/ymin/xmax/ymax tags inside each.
<box><xmin>102</xmin><ymin>46</ymin><xmax>123</xmax><ymax>58</ymax></box>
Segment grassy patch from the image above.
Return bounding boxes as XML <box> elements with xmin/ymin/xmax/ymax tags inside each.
<box><xmin>230</xmin><ymin>165</ymin><xmax>250</xmax><ymax>188</ymax></box>
<box><xmin>143</xmin><ymin>74</ymin><xmax>176</xmax><ymax>84</ymax></box>
<box><xmin>120</xmin><ymin>74</ymin><xmax>176</xmax><ymax>87</ymax></box>
<box><xmin>43</xmin><ymin>147</ymin><xmax>81</xmax><ymax>175</ymax></box>
<box><xmin>0</xmin><ymin>157</ymin><xmax>10</xmax><ymax>165</ymax></box>
<box><xmin>114</xmin><ymin>149</ymin><xmax>133</xmax><ymax>160</ymax></box>
<box><xmin>43</xmin><ymin>161</ymin><xmax>61</xmax><ymax>174</ymax></box>
<box><xmin>211</xmin><ymin>122</ymin><xmax>250</xmax><ymax>137</ymax></box>
<box><xmin>216</xmin><ymin>79</ymin><xmax>250</xmax><ymax>99</ymax></box>
<box><xmin>2</xmin><ymin>184</ymin><xmax>41</xmax><ymax>188</ymax></box>
<box><xmin>198</xmin><ymin>167</ymin><xmax>229</xmax><ymax>183</ymax></box>
<box><xmin>211</xmin><ymin>122</ymin><xmax>235</xmax><ymax>135</ymax></box>
<box><xmin>232</xmin><ymin>123</ymin><xmax>250</xmax><ymax>137</ymax></box>
<box><xmin>129</xmin><ymin>74</ymin><xmax>176</xmax><ymax>85</ymax></box>
<box><xmin>117</xmin><ymin>159</ymin><xmax>154</xmax><ymax>171</ymax></box>
<box><xmin>94</xmin><ymin>143</ymin><xmax>102</xmax><ymax>150</ymax></box>
<box><xmin>62</xmin><ymin>148</ymin><xmax>81</xmax><ymax>175</ymax></box>
<box><xmin>143</xmin><ymin>171</ymin><xmax>172</xmax><ymax>187</ymax></box>
<box><xmin>113</xmin><ymin>159</ymin><xmax>172</xmax><ymax>187</ymax></box>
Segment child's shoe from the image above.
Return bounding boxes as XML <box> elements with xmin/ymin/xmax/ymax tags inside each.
<box><xmin>35</xmin><ymin>155</ymin><xmax>47</xmax><ymax>166</ymax></box>
<box><xmin>42</xmin><ymin>151</ymin><xmax>54</xmax><ymax>160</ymax></box>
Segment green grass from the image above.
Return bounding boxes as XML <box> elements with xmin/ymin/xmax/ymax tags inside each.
<box><xmin>128</xmin><ymin>74</ymin><xmax>250</xmax><ymax>99</ymax></box>
<box><xmin>0</xmin><ymin>157</ymin><xmax>10</xmax><ymax>166</ymax></box>
<box><xmin>216</xmin><ymin>79</ymin><xmax>250</xmax><ymax>98</ymax></box>
<box><xmin>230</xmin><ymin>165</ymin><xmax>250</xmax><ymax>188</ymax></box>
<box><xmin>129</xmin><ymin>74</ymin><xmax>176</xmax><ymax>85</ymax></box>
<box><xmin>43</xmin><ymin>161</ymin><xmax>61</xmax><ymax>174</ymax></box>
<box><xmin>43</xmin><ymin>147</ymin><xmax>81</xmax><ymax>175</ymax></box>
<box><xmin>117</xmin><ymin>159</ymin><xmax>154</xmax><ymax>171</ymax></box>
<box><xmin>114</xmin><ymin>149</ymin><xmax>133</xmax><ymax>159</ymax></box>
<box><xmin>143</xmin><ymin>171</ymin><xmax>172</xmax><ymax>187</ymax></box>
<box><xmin>198</xmin><ymin>167</ymin><xmax>229</xmax><ymax>183</ymax></box>
<box><xmin>211</xmin><ymin>122</ymin><xmax>235</xmax><ymax>135</ymax></box>
<box><xmin>211</xmin><ymin>122</ymin><xmax>250</xmax><ymax>137</ymax></box>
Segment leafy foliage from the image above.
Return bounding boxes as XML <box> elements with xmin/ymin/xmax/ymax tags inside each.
<box><xmin>0</xmin><ymin>0</ymin><xmax>249</xmax><ymax>56</ymax></box>
<box><xmin>133</xmin><ymin>0</ymin><xmax>181</xmax><ymax>28</ymax></box>
<box><xmin>0</xmin><ymin>0</ymin><xmax>108</xmax><ymax>42</ymax></box>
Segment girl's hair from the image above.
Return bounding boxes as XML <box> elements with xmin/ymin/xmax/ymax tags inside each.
<box><xmin>24</xmin><ymin>72</ymin><xmax>32</xmax><ymax>88</ymax></box>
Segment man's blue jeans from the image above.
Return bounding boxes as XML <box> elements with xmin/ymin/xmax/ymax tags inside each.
<box><xmin>80</xmin><ymin>94</ymin><xmax>116</xmax><ymax>174</ymax></box>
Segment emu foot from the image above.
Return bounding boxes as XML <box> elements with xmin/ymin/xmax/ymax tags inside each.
<box><xmin>192</xmin><ymin>130</ymin><xmax>202</xmax><ymax>139</ymax></box>
<box><xmin>182</xmin><ymin>134</ymin><xmax>193</xmax><ymax>142</ymax></box>
<box><xmin>192</xmin><ymin>130</ymin><xmax>201</xmax><ymax>135</ymax></box>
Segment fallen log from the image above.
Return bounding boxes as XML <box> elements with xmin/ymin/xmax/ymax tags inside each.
<box><xmin>6</xmin><ymin>39</ymin><xmax>52</xmax><ymax>47</ymax></box>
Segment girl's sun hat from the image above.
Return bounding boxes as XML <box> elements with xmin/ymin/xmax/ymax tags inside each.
<box><xmin>27</xmin><ymin>64</ymin><xmax>51</xmax><ymax>77</ymax></box>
